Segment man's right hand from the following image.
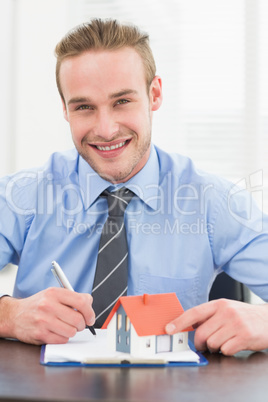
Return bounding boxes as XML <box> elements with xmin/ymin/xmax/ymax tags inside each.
<box><xmin>0</xmin><ymin>287</ymin><xmax>95</xmax><ymax>345</ymax></box>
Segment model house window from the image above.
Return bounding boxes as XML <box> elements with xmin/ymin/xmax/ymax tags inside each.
<box><xmin>178</xmin><ymin>335</ymin><xmax>184</xmax><ymax>344</ymax></box>
<box><xmin>117</xmin><ymin>314</ymin><xmax>122</xmax><ymax>330</ymax></box>
<box><xmin>126</xmin><ymin>336</ymin><xmax>130</xmax><ymax>346</ymax></box>
<box><xmin>117</xmin><ymin>334</ymin><xmax>121</xmax><ymax>344</ymax></box>
<box><xmin>125</xmin><ymin>316</ymin><xmax>130</xmax><ymax>332</ymax></box>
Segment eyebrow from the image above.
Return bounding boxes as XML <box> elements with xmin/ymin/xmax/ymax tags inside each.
<box><xmin>109</xmin><ymin>89</ymin><xmax>138</xmax><ymax>99</ymax></box>
<box><xmin>67</xmin><ymin>89</ymin><xmax>138</xmax><ymax>106</ymax></box>
<box><xmin>67</xmin><ymin>97</ymin><xmax>91</xmax><ymax>106</ymax></box>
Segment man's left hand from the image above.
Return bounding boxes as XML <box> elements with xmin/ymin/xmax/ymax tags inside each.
<box><xmin>165</xmin><ymin>299</ymin><xmax>268</xmax><ymax>356</ymax></box>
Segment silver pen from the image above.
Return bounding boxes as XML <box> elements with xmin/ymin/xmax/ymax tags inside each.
<box><xmin>51</xmin><ymin>260</ymin><xmax>96</xmax><ymax>336</ymax></box>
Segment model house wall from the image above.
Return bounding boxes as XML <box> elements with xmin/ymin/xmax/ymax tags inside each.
<box><xmin>104</xmin><ymin>293</ymin><xmax>192</xmax><ymax>357</ymax></box>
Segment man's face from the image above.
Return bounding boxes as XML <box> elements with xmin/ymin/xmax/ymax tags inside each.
<box><xmin>60</xmin><ymin>47</ymin><xmax>162</xmax><ymax>183</ymax></box>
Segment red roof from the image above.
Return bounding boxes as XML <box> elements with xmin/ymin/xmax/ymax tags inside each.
<box><xmin>102</xmin><ymin>293</ymin><xmax>193</xmax><ymax>336</ymax></box>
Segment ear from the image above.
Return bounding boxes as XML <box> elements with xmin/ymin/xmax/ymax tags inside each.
<box><xmin>150</xmin><ymin>76</ymin><xmax>163</xmax><ymax>111</ymax></box>
<box><xmin>61</xmin><ymin>97</ymin><xmax>69</xmax><ymax>122</ymax></box>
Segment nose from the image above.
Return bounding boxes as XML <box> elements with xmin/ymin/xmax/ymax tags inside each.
<box><xmin>93</xmin><ymin>109</ymin><xmax>119</xmax><ymax>141</ymax></box>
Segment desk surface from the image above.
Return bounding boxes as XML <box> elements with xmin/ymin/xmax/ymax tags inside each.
<box><xmin>1</xmin><ymin>338</ymin><xmax>268</xmax><ymax>402</ymax></box>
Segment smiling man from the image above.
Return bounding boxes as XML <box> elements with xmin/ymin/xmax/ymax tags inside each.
<box><xmin>60</xmin><ymin>47</ymin><xmax>162</xmax><ymax>183</ymax></box>
<box><xmin>0</xmin><ymin>19</ymin><xmax>268</xmax><ymax>354</ymax></box>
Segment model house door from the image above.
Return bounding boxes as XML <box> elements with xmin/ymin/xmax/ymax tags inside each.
<box><xmin>156</xmin><ymin>335</ymin><xmax>172</xmax><ymax>353</ymax></box>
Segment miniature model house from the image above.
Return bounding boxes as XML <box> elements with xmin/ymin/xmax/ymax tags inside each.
<box><xmin>102</xmin><ymin>293</ymin><xmax>193</xmax><ymax>357</ymax></box>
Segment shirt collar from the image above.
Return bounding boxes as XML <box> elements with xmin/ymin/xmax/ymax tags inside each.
<box><xmin>78</xmin><ymin>145</ymin><xmax>159</xmax><ymax>211</ymax></box>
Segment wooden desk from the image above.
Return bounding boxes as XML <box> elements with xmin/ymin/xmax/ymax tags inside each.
<box><xmin>1</xmin><ymin>338</ymin><xmax>268</xmax><ymax>402</ymax></box>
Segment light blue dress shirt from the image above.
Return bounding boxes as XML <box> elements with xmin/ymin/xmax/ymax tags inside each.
<box><xmin>0</xmin><ymin>145</ymin><xmax>267</xmax><ymax>311</ymax></box>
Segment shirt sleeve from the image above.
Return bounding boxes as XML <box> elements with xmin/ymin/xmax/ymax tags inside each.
<box><xmin>0</xmin><ymin>173</ymin><xmax>35</xmax><ymax>270</ymax></box>
<box><xmin>209</xmin><ymin>183</ymin><xmax>268</xmax><ymax>301</ymax></box>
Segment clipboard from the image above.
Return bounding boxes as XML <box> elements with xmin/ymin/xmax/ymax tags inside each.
<box><xmin>40</xmin><ymin>346</ymin><xmax>208</xmax><ymax>367</ymax></box>
<box><xmin>40</xmin><ymin>329</ymin><xmax>208</xmax><ymax>367</ymax></box>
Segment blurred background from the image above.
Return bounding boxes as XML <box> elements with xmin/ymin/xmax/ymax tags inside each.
<box><xmin>0</xmin><ymin>0</ymin><xmax>267</xmax><ymax>299</ymax></box>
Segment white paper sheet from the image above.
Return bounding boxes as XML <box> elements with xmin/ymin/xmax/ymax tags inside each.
<box><xmin>44</xmin><ymin>329</ymin><xmax>200</xmax><ymax>364</ymax></box>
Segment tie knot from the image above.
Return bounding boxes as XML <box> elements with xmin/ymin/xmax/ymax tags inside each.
<box><xmin>103</xmin><ymin>187</ymin><xmax>134</xmax><ymax>217</ymax></box>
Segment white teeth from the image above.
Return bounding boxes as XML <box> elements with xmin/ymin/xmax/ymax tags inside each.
<box><xmin>96</xmin><ymin>141</ymin><xmax>126</xmax><ymax>151</ymax></box>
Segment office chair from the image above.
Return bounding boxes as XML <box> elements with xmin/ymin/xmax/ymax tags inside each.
<box><xmin>209</xmin><ymin>272</ymin><xmax>247</xmax><ymax>302</ymax></box>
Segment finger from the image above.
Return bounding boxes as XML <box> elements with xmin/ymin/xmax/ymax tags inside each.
<box><xmin>54</xmin><ymin>303</ymin><xmax>87</xmax><ymax>331</ymax></box>
<box><xmin>44</xmin><ymin>332</ymin><xmax>70</xmax><ymax>345</ymax></box>
<box><xmin>204</xmin><ymin>322</ymin><xmax>238</xmax><ymax>354</ymax></box>
<box><xmin>48</xmin><ymin>319</ymin><xmax>78</xmax><ymax>339</ymax></box>
<box><xmin>75</xmin><ymin>293</ymin><xmax>95</xmax><ymax>327</ymax></box>
<box><xmin>218</xmin><ymin>336</ymin><xmax>240</xmax><ymax>356</ymax></box>
<box><xmin>29</xmin><ymin>314</ymin><xmax>78</xmax><ymax>344</ymax></box>
<box><xmin>193</xmin><ymin>313</ymin><xmax>227</xmax><ymax>352</ymax></box>
<box><xmin>32</xmin><ymin>328</ymin><xmax>71</xmax><ymax>345</ymax></box>
<box><xmin>54</xmin><ymin>288</ymin><xmax>92</xmax><ymax>309</ymax></box>
<box><xmin>165</xmin><ymin>301</ymin><xmax>218</xmax><ymax>335</ymax></box>
<box><xmin>86</xmin><ymin>311</ymin><xmax>96</xmax><ymax>327</ymax></box>
<box><xmin>52</xmin><ymin>288</ymin><xmax>95</xmax><ymax>326</ymax></box>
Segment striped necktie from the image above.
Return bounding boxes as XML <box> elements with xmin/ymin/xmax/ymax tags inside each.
<box><xmin>92</xmin><ymin>187</ymin><xmax>134</xmax><ymax>328</ymax></box>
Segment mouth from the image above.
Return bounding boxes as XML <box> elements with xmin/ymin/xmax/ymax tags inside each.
<box><xmin>89</xmin><ymin>139</ymin><xmax>131</xmax><ymax>159</ymax></box>
<box><xmin>95</xmin><ymin>140</ymin><xmax>127</xmax><ymax>151</ymax></box>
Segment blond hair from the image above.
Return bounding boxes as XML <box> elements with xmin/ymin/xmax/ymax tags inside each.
<box><xmin>55</xmin><ymin>18</ymin><xmax>156</xmax><ymax>100</ymax></box>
